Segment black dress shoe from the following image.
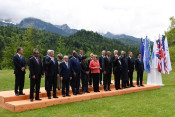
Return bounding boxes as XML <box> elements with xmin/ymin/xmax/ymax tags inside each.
<box><xmin>140</xmin><ymin>85</ymin><xmax>144</xmax><ymax>87</ymax></box>
<box><xmin>97</xmin><ymin>90</ymin><xmax>100</xmax><ymax>92</ymax></box>
<box><xmin>73</xmin><ymin>93</ymin><xmax>77</xmax><ymax>95</ymax></box>
<box><xmin>66</xmin><ymin>95</ymin><xmax>71</xmax><ymax>97</ymax></box>
<box><xmin>15</xmin><ymin>93</ymin><xmax>19</xmax><ymax>96</ymax></box>
<box><xmin>62</xmin><ymin>95</ymin><xmax>66</xmax><ymax>97</ymax></box>
<box><xmin>104</xmin><ymin>89</ymin><xmax>108</xmax><ymax>91</ymax></box>
<box><xmin>131</xmin><ymin>85</ymin><xmax>135</xmax><ymax>87</ymax></box>
<box><xmin>108</xmin><ymin>89</ymin><xmax>111</xmax><ymax>91</ymax></box>
<box><xmin>35</xmin><ymin>98</ymin><xmax>42</xmax><ymax>100</ymax></box>
<box><xmin>53</xmin><ymin>96</ymin><xmax>58</xmax><ymax>98</ymax></box>
<box><xmin>48</xmin><ymin>97</ymin><xmax>51</xmax><ymax>99</ymax></box>
<box><xmin>76</xmin><ymin>92</ymin><xmax>82</xmax><ymax>95</ymax></box>
<box><xmin>137</xmin><ymin>85</ymin><xmax>140</xmax><ymax>87</ymax></box>
<box><xmin>86</xmin><ymin>91</ymin><xmax>90</xmax><ymax>93</ymax></box>
<box><xmin>19</xmin><ymin>92</ymin><xmax>25</xmax><ymax>95</ymax></box>
<box><xmin>115</xmin><ymin>88</ymin><xmax>118</xmax><ymax>90</ymax></box>
<box><xmin>30</xmin><ymin>99</ymin><xmax>33</xmax><ymax>102</ymax></box>
<box><xmin>82</xmin><ymin>91</ymin><xmax>85</xmax><ymax>94</ymax></box>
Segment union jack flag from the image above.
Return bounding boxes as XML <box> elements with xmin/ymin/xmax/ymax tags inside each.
<box><xmin>156</xmin><ymin>36</ymin><xmax>165</xmax><ymax>74</ymax></box>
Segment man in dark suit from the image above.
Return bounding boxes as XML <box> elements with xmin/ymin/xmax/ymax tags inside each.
<box><xmin>81</xmin><ymin>56</ymin><xmax>90</xmax><ymax>94</ymax></box>
<box><xmin>43</xmin><ymin>50</ymin><xmax>51</xmax><ymax>91</ymax></box>
<box><xmin>98</xmin><ymin>50</ymin><xmax>105</xmax><ymax>86</ymax></box>
<box><xmin>87</xmin><ymin>53</ymin><xmax>93</xmax><ymax>86</ymax></box>
<box><xmin>135</xmin><ymin>53</ymin><xmax>144</xmax><ymax>87</ymax></box>
<box><xmin>13</xmin><ymin>47</ymin><xmax>26</xmax><ymax>96</ymax></box>
<box><xmin>60</xmin><ymin>56</ymin><xmax>72</xmax><ymax>97</ymax></box>
<box><xmin>113</xmin><ymin>55</ymin><xmax>122</xmax><ymax>90</ymax></box>
<box><xmin>69</xmin><ymin>52</ymin><xmax>82</xmax><ymax>95</ymax></box>
<box><xmin>29</xmin><ymin>49</ymin><xmax>44</xmax><ymax>102</ymax></box>
<box><xmin>121</xmin><ymin>52</ymin><xmax>129</xmax><ymax>88</ymax></box>
<box><xmin>78</xmin><ymin>50</ymin><xmax>83</xmax><ymax>62</ymax></box>
<box><xmin>128</xmin><ymin>51</ymin><xmax>135</xmax><ymax>87</ymax></box>
<box><xmin>112</xmin><ymin>50</ymin><xmax>118</xmax><ymax>85</ymax></box>
<box><xmin>103</xmin><ymin>51</ymin><xmax>113</xmax><ymax>91</ymax></box>
<box><xmin>45</xmin><ymin>50</ymin><xmax>59</xmax><ymax>99</ymax></box>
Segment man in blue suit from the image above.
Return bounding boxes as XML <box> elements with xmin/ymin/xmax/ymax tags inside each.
<box><xmin>98</xmin><ymin>50</ymin><xmax>106</xmax><ymax>85</ymax></box>
<box><xmin>69</xmin><ymin>52</ymin><xmax>82</xmax><ymax>95</ymax></box>
<box><xmin>13</xmin><ymin>47</ymin><xmax>26</xmax><ymax>96</ymax></box>
<box><xmin>60</xmin><ymin>56</ymin><xmax>72</xmax><ymax>97</ymax></box>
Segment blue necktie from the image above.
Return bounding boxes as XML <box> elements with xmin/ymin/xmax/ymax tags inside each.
<box><xmin>52</xmin><ymin>58</ymin><xmax>55</xmax><ymax>64</ymax></box>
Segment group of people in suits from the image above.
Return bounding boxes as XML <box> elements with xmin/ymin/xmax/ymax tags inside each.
<box><xmin>13</xmin><ymin>47</ymin><xmax>144</xmax><ymax>102</ymax></box>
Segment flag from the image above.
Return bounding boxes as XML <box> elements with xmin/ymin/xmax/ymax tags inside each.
<box><xmin>148</xmin><ymin>39</ymin><xmax>152</xmax><ymax>64</ymax></box>
<box><xmin>162</xmin><ymin>36</ymin><xmax>168</xmax><ymax>74</ymax></box>
<box><xmin>165</xmin><ymin>37</ymin><xmax>172</xmax><ymax>74</ymax></box>
<box><xmin>140</xmin><ymin>38</ymin><xmax>144</xmax><ymax>60</ymax></box>
<box><xmin>151</xmin><ymin>39</ymin><xmax>157</xmax><ymax>68</ymax></box>
<box><xmin>143</xmin><ymin>36</ymin><xmax>150</xmax><ymax>73</ymax></box>
<box><xmin>156</xmin><ymin>35</ymin><xmax>165</xmax><ymax>74</ymax></box>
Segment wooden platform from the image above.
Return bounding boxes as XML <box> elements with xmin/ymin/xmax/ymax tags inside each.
<box><xmin>0</xmin><ymin>81</ymin><xmax>160</xmax><ymax>112</ymax></box>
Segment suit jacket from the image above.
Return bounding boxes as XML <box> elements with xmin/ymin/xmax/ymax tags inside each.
<box><xmin>13</xmin><ymin>54</ymin><xmax>26</xmax><ymax>74</ymax></box>
<box><xmin>121</xmin><ymin>56</ymin><xmax>128</xmax><ymax>80</ymax></box>
<box><xmin>81</xmin><ymin>62</ymin><xmax>89</xmax><ymax>75</ymax></box>
<box><xmin>59</xmin><ymin>62</ymin><xmax>71</xmax><ymax>79</ymax></box>
<box><xmin>29</xmin><ymin>56</ymin><xmax>43</xmax><ymax>78</ymax></box>
<box><xmin>69</xmin><ymin>57</ymin><xmax>81</xmax><ymax>74</ymax></box>
<box><xmin>113</xmin><ymin>58</ymin><xmax>122</xmax><ymax>74</ymax></box>
<box><xmin>99</xmin><ymin>55</ymin><xmax>105</xmax><ymax>69</ymax></box>
<box><xmin>128</xmin><ymin>57</ymin><xmax>134</xmax><ymax>72</ymax></box>
<box><xmin>43</xmin><ymin>55</ymin><xmax>49</xmax><ymax>72</ymax></box>
<box><xmin>102</xmin><ymin>56</ymin><xmax>113</xmax><ymax>74</ymax></box>
<box><xmin>78</xmin><ymin>54</ymin><xmax>83</xmax><ymax>62</ymax></box>
<box><xmin>135</xmin><ymin>58</ymin><xmax>144</xmax><ymax>73</ymax></box>
<box><xmin>45</xmin><ymin>57</ymin><xmax>59</xmax><ymax>77</ymax></box>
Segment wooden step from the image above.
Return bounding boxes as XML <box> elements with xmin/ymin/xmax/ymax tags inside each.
<box><xmin>0</xmin><ymin>81</ymin><xmax>141</xmax><ymax>103</ymax></box>
<box><xmin>0</xmin><ymin>84</ymin><xmax>160</xmax><ymax>112</ymax></box>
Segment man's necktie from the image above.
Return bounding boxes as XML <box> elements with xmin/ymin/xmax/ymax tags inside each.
<box><xmin>36</xmin><ymin>58</ymin><xmax>39</xmax><ymax>64</ymax></box>
<box><xmin>52</xmin><ymin>58</ymin><xmax>55</xmax><ymax>64</ymax></box>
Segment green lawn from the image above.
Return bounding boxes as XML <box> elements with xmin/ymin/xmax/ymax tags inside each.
<box><xmin>0</xmin><ymin>69</ymin><xmax>175</xmax><ymax>117</ymax></box>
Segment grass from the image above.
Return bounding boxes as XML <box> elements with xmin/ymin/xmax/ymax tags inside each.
<box><xmin>0</xmin><ymin>68</ymin><xmax>175</xmax><ymax>117</ymax></box>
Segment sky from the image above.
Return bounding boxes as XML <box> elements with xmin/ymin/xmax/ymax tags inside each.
<box><xmin>0</xmin><ymin>0</ymin><xmax>174</xmax><ymax>40</ymax></box>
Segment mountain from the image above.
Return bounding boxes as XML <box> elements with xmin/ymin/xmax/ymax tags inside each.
<box><xmin>17</xmin><ymin>18</ymin><xmax>78</xmax><ymax>36</ymax></box>
<box><xmin>0</xmin><ymin>19</ymin><xmax>16</xmax><ymax>26</ymax></box>
<box><xmin>102</xmin><ymin>32</ymin><xmax>153</xmax><ymax>46</ymax></box>
<box><xmin>55</xmin><ymin>24</ymin><xmax>78</xmax><ymax>35</ymax></box>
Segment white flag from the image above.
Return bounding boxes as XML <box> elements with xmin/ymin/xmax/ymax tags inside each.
<box><xmin>165</xmin><ymin>37</ymin><xmax>172</xmax><ymax>74</ymax></box>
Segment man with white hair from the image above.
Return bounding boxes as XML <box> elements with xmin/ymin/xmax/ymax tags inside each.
<box><xmin>45</xmin><ymin>50</ymin><xmax>59</xmax><ymax>99</ymax></box>
<box><xmin>60</xmin><ymin>56</ymin><xmax>72</xmax><ymax>97</ymax></box>
<box><xmin>43</xmin><ymin>50</ymin><xmax>52</xmax><ymax>91</ymax></box>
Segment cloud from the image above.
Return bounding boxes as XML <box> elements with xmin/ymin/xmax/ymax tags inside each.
<box><xmin>0</xmin><ymin>0</ymin><xmax>174</xmax><ymax>40</ymax></box>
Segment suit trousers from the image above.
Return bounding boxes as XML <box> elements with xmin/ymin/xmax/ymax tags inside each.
<box><xmin>114</xmin><ymin>72</ymin><xmax>121</xmax><ymax>89</ymax></box>
<box><xmin>47</xmin><ymin>76</ymin><xmax>57</xmax><ymax>97</ymax></box>
<box><xmin>15</xmin><ymin>73</ymin><xmax>25</xmax><ymax>93</ymax></box>
<box><xmin>81</xmin><ymin>74</ymin><xmax>89</xmax><ymax>92</ymax></box>
<box><xmin>62</xmin><ymin>78</ymin><xmax>70</xmax><ymax>95</ymax></box>
<box><xmin>71</xmin><ymin>73</ymin><xmax>80</xmax><ymax>93</ymax></box>
<box><xmin>30</xmin><ymin>76</ymin><xmax>41</xmax><ymax>99</ymax></box>
<box><xmin>128</xmin><ymin>70</ymin><xmax>134</xmax><ymax>86</ymax></box>
<box><xmin>103</xmin><ymin>73</ymin><xmax>111</xmax><ymax>89</ymax></box>
<box><xmin>137</xmin><ymin>71</ymin><xmax>143</xmax><ymax>85</ymax></box>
